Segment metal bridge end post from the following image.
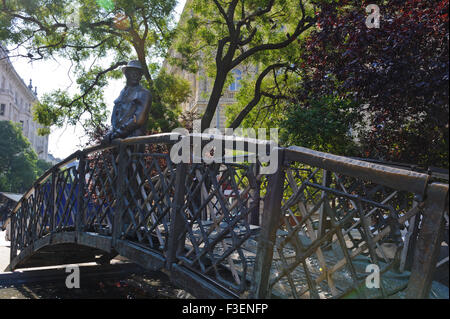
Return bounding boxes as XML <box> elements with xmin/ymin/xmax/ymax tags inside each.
<box><xmin>75</xmin><ymin>154</ymin><xmax>86</xmax><ymax>236</ymax></box>
<box><xmin>10</xmin><ymin>213</ymin><xmax>16</xmax><ymax>262</ymax></box>
<box><xmin>248</xmin><ymin>163</ymin><xmax>261</xmax><ymax>226</ymax></box>
<box><xmin>112</xmin><ymin>143</ymin><xmax>126</xmax><ymax>247</ymax></box>
<box><xmin>251</xmin><ymin>148</ymin><xmax>285</xmax><ymax>299</ymax></box>
<box><xmin>406</xmin><ymin>182</ymin><xmax>449</xmax><ymax>298</ymax></box>
<box><xmin>166</xmin><ymin>162</ymin><xmax>188</xmax><ymax>269</ymax></box>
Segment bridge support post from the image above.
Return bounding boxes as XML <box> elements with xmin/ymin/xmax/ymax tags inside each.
<box><xmin>76</xmin><ymin>154</ymin><xmax>86</xmax><ymax>236</ymax></box>
<box><xmin>251</xmin><ymin>148</ymin><xmax>284</xmax><ymax>299</ymax></box>
<box><xmin>318</xmin><ymin>170</ymin><xmax>331</xmax><ymax>240</ymax></box>
<box><xmin>50</xmin><ymin>169</ymin><xmax>58</xmax><ymax>233</ymax></box>
<box><xmin>166</xmin><ymin>162</ymin><xmax>188</xmax><ymax>268</ymax></box>
<box><xmin>10</xmin><ymin>212</ymin><xmax>17</xmax><ymax>261</ymax></box>
<box><xmin>248</xmin><ymin>163</ymin><xmax>261</xmax><ymax>226</ymax></box>
<box><xmin>406</xmin><ymin>182</ymin><xmax>449</xmax><ymax>298</ymax></box>
<box><xmin>112</xmin><ymin>143</ymin><xmax>126</xmax><ymax>247</ymax></box>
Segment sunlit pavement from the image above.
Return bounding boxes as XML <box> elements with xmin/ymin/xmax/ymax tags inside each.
<box><xmin>0</xmin><ymin>231</ymin><xmax>10</xmax><ymax>273</ymax></box>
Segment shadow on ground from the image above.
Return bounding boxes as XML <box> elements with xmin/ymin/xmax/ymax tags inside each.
<box><xmin>0</xmin><ymin>261</ymin><xmax>194</xmax><ymax>299</ymax></box>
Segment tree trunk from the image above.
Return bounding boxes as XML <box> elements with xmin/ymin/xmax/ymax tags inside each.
<box><xmin>201</xmin><ymin>69</ymin><xmax>228</xmax><ymax>132</ymax></box>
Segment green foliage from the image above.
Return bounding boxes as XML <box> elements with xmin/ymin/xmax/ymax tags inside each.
<box><xmin>280</xmin><ymin>96</ymin><xmax>361</xmax><ymax>155</ymax></box>
<box><xmin>148</xmin><ymin>68</ymin><xmax>192</xmax><ymax>132</ymax></box>
<box><xmin>225</xmin><ymin>0</ymin><xmax>447</xmax><ymax>169</ymax></box>
<box><xmin>96</xmin><ymin>0</ymin><xmax>115</xmax><ymax>11</ymax></box>
<box><xmin>36</xmin><ymin>159</ymin><xmax>54</xmax><ymax>177</ymax></box>
<box><xmin>224</xmin><ymin>71</ymin><xmax>293</xmax><ymax>130</ymax></box>
<box><xmin>154</xmin><ymin>69</ymin><xmax>192</xmax><ymax>107</ymax></box>
<box><xmin>1</xmin><ymin>0</ymin><xmax>183</xmax><ymax>135</ymax></box>
<box><xmin>227</xmin><ymin>91</ymin><xmax>361</xmax><ymax>156</ymax></box>
<box><xmin>0</xmin><ymin>121</ymin><xmax>39</xmax><ymax>193</ymax></box>
<box><xmin>170</xmin><ymin>0</ymin><xmax>317</xmax><ymax>130</ymax></box>
<box><xmin>174</xmin><ymin>0</ymin><xmax>314</xmax><ymax>70</ymax></box>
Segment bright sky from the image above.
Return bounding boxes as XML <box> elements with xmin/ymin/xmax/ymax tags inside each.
<box><xmin>9</xmin><ymin>0</ymin><xmax>186</xmax><ymax>160</ymax></box>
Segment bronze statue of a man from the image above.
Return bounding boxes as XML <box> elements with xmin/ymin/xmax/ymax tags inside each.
<box><xmin>103</xmin><ymin>60</ymin><xmax>151</xmax><ymax>143</ymax></box>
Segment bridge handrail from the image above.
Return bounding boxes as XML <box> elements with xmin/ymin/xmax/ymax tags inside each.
<box><xmin>285</xmin><ymin>146</ymin><xmax>430</xmax><ymax>197</ymax></box>
<box><xmin>11</xmin><ymin>133</ymin><xmax>183</xmax><ymax>214</ymax></box>
<box><xmin>349</xmin><ymin>156</ymin><xmax>449</xmax><ymax>182</ymax></box>
<box><xmin>12</xmin><ymin>133</ymin><xmax>436</xmax><ymax>214</ymax></box>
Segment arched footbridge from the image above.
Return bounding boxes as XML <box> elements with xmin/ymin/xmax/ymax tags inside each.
<box><xmin>6</xmin><ymin>133</ymin><xmax>449</xmax><ymax>299</ymax></box>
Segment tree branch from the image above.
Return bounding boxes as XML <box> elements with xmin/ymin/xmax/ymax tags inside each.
<box><xmin>236</xmin><ymin>0</ymin><xmax>275</xmax><ymax>29</ymax></box>
<box><xmin>238</xmin><ymin>27</ymin><xmax>257</xmax><ymax>46</ymax></box>
<box><xmin>231</xmin><ymin>18</ymin><xmax>315</xmax><ymax>69</ymax></box>
<box><xmin>63</xmin><ymin>61</ymin><xmax>127</xmax><ymax>110</ymax></box>
<box><xmin>216</xmin><ymin>36</ymin><xmax>231</xmax><ymax>65</ymax></box>
<box><xmin>213</xmin><ymin>0</ymin><xmax>234</xmax><ymax>34</ymax></box>
<box><xmin>229</xmin><ymin>62</ymin><xmax>288</xmax><ymax>129</ymax></box>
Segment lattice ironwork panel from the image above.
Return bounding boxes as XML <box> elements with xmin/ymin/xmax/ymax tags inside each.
<box><xmin>10</xmin><ymin>178</ymin><xmax>52</xmax><ymax>255</ymax></box>
<box><xmin>33</xmin><ymin>179</ymin><xmax>53</xmax><ymax>238</ymax></box>
<box><xmin>53</xmin><ymin>166</ymin><xmax>79</xmax><ymax>232</ymax></box>
<box><xmin>120</xmin><ymin>146</ymin><xmax>176</xmax><ymax>251</ymax></box>
<box><xmin>268</xmin><ymin>163</ymin><xmax>422</xmax><ymax>299</ymax></box>
<box><xmin>175</xmin><ymin>162</ymin><xmax>261</xmax><ymax>296</ymax></box>
<box><xmin>11</xmin><ymin>194</ymin><xmax>33</xmax><ymax>255</ymax></box>
<box><xmin>82</xmin><ymin>149</ymin><xmax>118</xmax><ymax>234</ymax></box>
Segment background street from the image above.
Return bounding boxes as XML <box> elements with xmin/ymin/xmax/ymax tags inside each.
<box><xmin>0</xmin><ymin>231</ymin><xmax>9</xmax><ymax>272</ymax></box>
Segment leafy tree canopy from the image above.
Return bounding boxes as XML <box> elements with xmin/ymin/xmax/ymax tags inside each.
<box><xmin>170</xmin><ymin>0</ymin><xmax>317</xmax><ymax>131</ymax></box>
<box><xmin>294</xmin><ymin>0</ymin><xmax>449</xmax><ymax>167</ymax></box>
<box><xmin>224</xmin><ymin>0</ymin><xmax>448</xmax><ymax>167</ymax></box>
<box><xmin>0</xmin><ymin>120</ymin><xmax>39</xmax><ymax>193</ymax></box>
<box><xmin>280</xmin><ymin>95</ymin><xmax>361</xmax><ymax>155</ymax></box>
<box><xmin>36</xmin><ymin>158</ymin><xmax>54</xmax><ymax>177</ymax></box>
<box><xmin>1</xmin><ymin>0</ymin><xmax>190</xmax><ymax>133</ymax></box>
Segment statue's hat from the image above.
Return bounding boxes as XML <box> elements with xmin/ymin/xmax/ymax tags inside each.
<box><xmin>122</xmin><ymin>60</ymin><xmax>144</xmax><ymax>73</ymax></box>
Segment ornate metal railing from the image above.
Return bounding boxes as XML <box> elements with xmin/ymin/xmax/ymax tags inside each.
<box><xmin>9</xmin><ymin>133</ymin><xmax>449</xmax><ymax>299</ymax></box>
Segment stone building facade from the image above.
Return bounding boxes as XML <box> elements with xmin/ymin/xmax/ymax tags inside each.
<box><xmin>0</xmin><ymin>45</ymin><xmax>49</xmax><ymax>160</ymax></box>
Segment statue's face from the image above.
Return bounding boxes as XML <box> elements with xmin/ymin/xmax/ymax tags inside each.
<box><xmin>125</xmin><ymin>68</ymin><xmax>143</xmax><ymax>85</ymax></box>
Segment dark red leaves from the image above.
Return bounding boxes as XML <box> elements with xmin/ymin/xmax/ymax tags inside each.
<box><xmin>298</xmin><ymin>0</ymin><xmax>449</xmax><ymax>167</ymax></box>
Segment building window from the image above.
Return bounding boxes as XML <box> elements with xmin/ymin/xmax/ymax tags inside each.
<box><xmin>229</xmin><ymin>69</ymin><xmax>242</xmax><ymax>91</ymax></box>
<box><xmin>0</xmin><ymin>104</ymin><xmax>5</xmax><ymax>116</ymax></box>
<box><xmin>20</xmin><ymin>120</ymin><xmax>24</xmax><ymax>130</ymax></box>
